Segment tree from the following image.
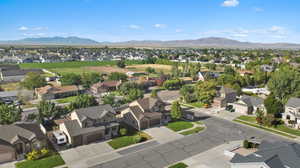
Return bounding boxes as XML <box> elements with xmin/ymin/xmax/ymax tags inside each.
<box><xmin>60</xmin><ymin>73</ymin><xmax>81</xmax><ymax>86</ymax></box>
<box><xmin>255</xmin><ymin>108</ymin><xmax>264</xmax><ymax>125</ymax></box>
<box><xmin>163</xmin><ymin>79</ymin><xmax>183</xmax><ymax>90</ymax></box>
<box><xmin>102</xmin><ymin>94</ymin><xmax>115</xmax><ymax>106</ymax></box>
<box><xmin>81</xmin><ymin>72</ymin><xmax>102</xmax><ymax>88</ymax></box>
<box><xmin>116</xmin><ymin>60</ymin><xmax>126</xmax><ymax>68</ymax></box>
<box><xmin>145</xmin><ymin>67</ymin><xmax>155</xmax><ymax>74</ymax></box>
<box><xmin>151</xmin><ymin>89</ymin><xmax>158</xmax><ymax>98</ymax></box>
<box><xmin>21</xmin><ymin>72</ymin><xmax>47</xmax><ymax>90</ymax></box>
<box><xmin>224</xmin><ymin>66</ymin><xmax>236</xmax><ymax>76</ymax></box>
<box><xmin>119</xmin><ymin>82</ymin><xmax>141</xmax><ymax>95</ymax></box>
<box><xmin>264</xmin><ymin>94</ymin><xmax>284</xmax><ymax>118</ymax></box>
<box><xmin>170</xmin><ymin>101</ymin><xmax>182</xmax><ymax>120</ymax></box>
<box><xmin>127</xmin><ymin>89</ymin><xmax>144</xmax><ymax>102</ymax></box>
<box><xmin>180</xmin><ymin>85</ymin><xmax>197</xmax><ymax>103</ymax></box>
<box><xmin>267</xmin><ymin>66</ymin><xmax>300</xmax><ymax>102</ymax></box>
<box><xmin>108</xmin><ymin>72</ymin><xmax>128</xmax><ymax>81</ymax></box>
<box><xmin>37</xmin><ymin>101</ymin><xmax>58</xmax><ymax>123</ymax></box>
<box><xmin>196</xmin><ymin>80</ymin><xmax>217</xmax><ymax>105</ymax></box>
<box><xmin>0</xmin><ymin>104</ymin><xmax>22</xmax><ymax>124</ymax></box>
<box><xmin>69</xmin><ymin>94</ymin><xmax>98</xmax><ymax>110</ymax></box>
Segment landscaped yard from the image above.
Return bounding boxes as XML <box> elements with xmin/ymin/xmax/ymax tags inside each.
<box><xmin>188</xmin><ymin>102</ymin><xmax>204</xmax><ymax>108</ymax></box>
<box><xmin>168</xmin><ymin>162</ymin><xmax>188</xmax><ymax>168</ymax></box>
<box><xmin>56</xmin><ymin>96</ymin><xmax>77</xmax><ymax>104</ymax></box>
<box><xmin>235</xmin><ymin>115</ymin><xmax>300</xmax><ymax>137</ymax></box>
<box><xmin>180</xmin><ymin>127</ymin><xmax>205</xmax><ymax>136</ymax></box>
<box><xmin>108</xmin><ymin>132</ymin><xmax>152</xmax><ymax>149</ymax></box>
<box><xmin>0</xmin><ymin>82</ymin><xmax>21</xmax><ymax>91</ymax></box>
<box><xmin>15</xmin><ymin>154</ymin><xmax>65</xmax><ymax>168</ymax></box>
<box><xmin>234</xmin><ymin>119</ymin><xmax>296</xmax><ymax>138</ymax></box>
<box><xmin>166</xmin><ymin>121</ymin><xmax>194</xmax><ymax>132</ymax></box>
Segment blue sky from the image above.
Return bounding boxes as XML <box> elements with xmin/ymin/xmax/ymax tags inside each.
<box><xmin>1</xmin><ymin>0</ymin><xmax>300</xmax><ymax>43</ymax></box>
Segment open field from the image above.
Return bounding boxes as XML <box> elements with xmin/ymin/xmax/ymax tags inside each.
<box><xmin>126</xmin><ymin>64</ymin><xmax>173</xmax><ymax>73</ymax></box>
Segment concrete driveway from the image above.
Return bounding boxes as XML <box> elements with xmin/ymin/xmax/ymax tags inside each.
<box><xmin>60</xmin><ymin>141</ymin><xmax>119</xmax><ymax>168</ymax></box>
<box><xmin>144</xmin><ymin>126</ymin><xmax>184</xmax><ymax>144</ymax></box>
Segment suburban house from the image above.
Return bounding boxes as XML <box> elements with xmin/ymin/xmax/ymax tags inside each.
<box><xmin>231</xmin><ymin>95</ymin><xmax>265</xmax><ymax>115</ymax></box>
<box><xmin>282</xmin><ymin>97</ymin><xmax>300</xmax><ymax>129</ymax></box>
<box><xmin>0</xmin><ymin>69</ymin><xmax>43</xmax><ymax>83</ymax></box>
<box><xmin>230</xmin><ymin>140</ymin><xmax>300</xmax><ymax>168</ymax></box>
<box><xmin>59</xmin><ymin>105</ymin><xmax>119</xmax><ymax>146</ymax></box>
<box><xmin>0</xmin><ymin>124</ymin><xmax>47</xmax><ymax>163</ymax></box>
<box><xmin>260</xmin><ymin>65</ymin><xmax>274</xmax><ymax>73</ymax></box>
<box><xmin>35</xmin><ymin>85</ymin><xmax>84</xmax><ymax>100</ymax></box>
<box><xmin>90</xmin><ymin>80</ymin><xmax>121</xmax><ymax>95</ymax></box>
<box><xmin>119</xmin><ymin>97</ymin><xmax>169</xmax><ymax>130</ymax></box>
<box><xmin>198</xmin><ymin>71</ymin><xmax>219</xmax><ymax>81</ymax></box>
<box><xmin>214</xmin><ymin>86</ymin><xmax>237</xmax><ymax>108</ymax></box>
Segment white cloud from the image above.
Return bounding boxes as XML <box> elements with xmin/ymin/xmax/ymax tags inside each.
<box><xmin>128</xmin><ymin>24</ymin><xmax>142</xmax><ymax>30</ymax></box>
<box><xmin>32</xmin><ymin>27</ymin><xmax>48</xmax><ymax>31</ymax></box>
<box><xmin>18</xmin><ymin>26</ymin><xmax>28</xmax><ymax>31</ymax></box>
<box><xmin>269</xmin><ymin>26</ymin><xmax>285</xmax><ymax>34</ymax></box>
<box><xmin>221</xmin><ymin>0</ymin><xmax>239</xmax><ymax>7</ymax></box>
<box><xmin>153</xmin><ymin>24</ymin><xmax>167</xmax><ymax>29</ymax></box>
<box><xmin>23</xmin><ymin>33</ymin><xmax>46</xmax><ymax>37</ymax></box>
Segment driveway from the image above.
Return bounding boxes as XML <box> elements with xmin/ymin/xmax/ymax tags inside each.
<box><xmin>60</xmin><ymin>141</ymin><xmax>119</xmax><ymax>168</ymax></box>
<box><xmin>182</xmin><ymin>141</ymin><xmax>241</xmax><ymax>168</ymax></box>
<box><xmin>144</xmin><ymin>126</ymin><xmax>184</xmax><ymax>144</ymax></box>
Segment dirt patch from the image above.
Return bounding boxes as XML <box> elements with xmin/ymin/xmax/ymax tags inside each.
<box><xmin>86</xmin><ymin>66</ymin><xmax>129</xmax><ymax>74</ymax></box>
<box><xmin>126</xmin><ymin>64</ymin><xmax>172</xmax><ymax>72</ymax></box>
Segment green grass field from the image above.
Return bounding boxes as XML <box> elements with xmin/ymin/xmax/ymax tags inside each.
<box><xmin>15</xmin><ymin>154</ymin><xmax>65</xmax><ymax>168</ymax></box>
<box><xmin>166</xmin><ymin>121</ymin><xmax>194</xmax><ymax>132</ymax></box>
<box><xmin>180</xmin><ymin>127</ymin><xmax>205</xmax><ymax>135</ymax></box>
<box><xmin>108</xmin><ymin>132</ymin><xmax>151</xmax><ymax>149</ymax></box>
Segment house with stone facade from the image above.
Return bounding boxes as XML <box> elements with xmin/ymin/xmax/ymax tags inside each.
<box><xmin>231</xmin><ymin>95</ymin><xmax>265</xmax><ymax>115</ymax></box>
<box><xmin>59</xmin><ymin>105</ymin><xmax>119</xmax><ymax>146</ymax></box>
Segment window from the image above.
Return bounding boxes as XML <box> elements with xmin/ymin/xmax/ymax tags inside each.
<box><xmin>287</xmin><ymin>115</ymin><xmax>291</xmax><ymax>120</ymax></box>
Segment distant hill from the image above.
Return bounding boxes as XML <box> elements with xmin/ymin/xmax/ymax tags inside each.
<box><xmin>0</xmin><ymin>36</ymin><xmax>99</xmax><ymax>45</ymax></box>
<box><xmin>1</xmin><ymin>36</ymin><xmax>300</xmax><ymax>49</ymax></box>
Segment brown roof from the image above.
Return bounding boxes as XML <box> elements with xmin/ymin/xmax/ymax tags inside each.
<box><xmin>36</xmin><ymin>85</ymin><xmax>81</xmax><ymax>95</ymax></box>
<box><xmin>92</xmin><ymin>81</ymin><xmax>120</xmax><ymax>89</ymax></box>
<box><xmin>130</xmin><ymin>105</ymin><xmax>144</xmax><ymax>120</ymax></box>
<box><xmin>136</xmin><ymin>97</ymin><xmax>162</xmax><ymax>112</ymax></box>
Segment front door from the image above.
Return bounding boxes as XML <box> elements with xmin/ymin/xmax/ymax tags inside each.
<box><xmin>15</xmin><ymin>143</ymin><xmax>23</xmax><ymax>154</ymax></box>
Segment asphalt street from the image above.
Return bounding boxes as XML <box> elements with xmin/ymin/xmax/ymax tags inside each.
<box><xmin>90</xmin><ymin>112</ymin><xmax>288</xmax><ymax>168</ymax></box>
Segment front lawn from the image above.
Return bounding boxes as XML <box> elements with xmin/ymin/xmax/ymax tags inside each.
<box><xmin>236</xmin><ymin>115</ymin><xmax>300</xmax><ymax>137</ymax></box>
<box><xmin>15</xmin><ymin>154</ymin><xmax>65</xmax><ymax>168</ymax></box>
<box><xmin>108</xmin><ymin>132</ymin><xmax>151</xmax><ymax>149</ymax></box>
<box><xmin>180</xmin><ymin>127</ymin><xmax>205</xmax><ymax>136</ymax></box>
<box><xmin>234</xmin><ymin>119</ymin><xmax>296</xmax><ymax>138</ymax></box>
<box><xmin>168</xmin><ymin>162</ymin><xmax>188</xmax><ymax>168</ymax></box>
<box><xmin>236</xmin><ymin>116</ymin><xmax>257</xmax><ymax>123</ymax></box>
<box><xmin>188</xmin><ymin>102</ymin><xmax>204</xmax><ymax>108</ymax></box>
<box><xmin>166</xmin><ymin>121</ymin><xmax>194</xmax><ymax>132</ymax></box>
<box><xmin>56</xmin><ymin>96</ymin><xmax>77</xmax><ymax>104</ymax></box>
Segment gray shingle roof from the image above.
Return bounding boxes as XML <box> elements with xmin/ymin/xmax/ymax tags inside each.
<box><xmin>286</xmin><ymin>97</ymin><xmax>300</xmax><ymax>108</ymax></box>
<box><xmin>230</xmin><ymin>140</ymin><xmax>300</xmax><ymax>168</ymax></box>
<box><xmin>1</xmin><ymin>69</ymin><xmax>43</xmax><ymax>77</ymax></box>
<box><xmin>63</xmin><ymin>120</ymin><xmax>105</xmax><ymax>136</ymax></box>
<box><xmin>0</xmin><ymin>124</ymin><xmax>44</xmax><ymax>144</ymax></box>
<box><xmin>74</xmin><ymin>104</ymin><xmax>115</xmax><ymax>122</ymax></box>
<box><xmin>241</xmin><ymin>95</ymin><xmax>264</xmax><ymax>107</ymax></box>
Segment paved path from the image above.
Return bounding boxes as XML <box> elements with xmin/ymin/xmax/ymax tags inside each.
<box><xmin>144</xmin><ymin>126</ymin><xmax>183</xmax><ymax>144</ymax></box>
<box><xmin>91</xmin><ymin>111</ymin><xmax>289</xmax><ymax>168</ymax></box>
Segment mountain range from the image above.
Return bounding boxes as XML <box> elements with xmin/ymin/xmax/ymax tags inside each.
<box><xmin>1</xmin><ymin>36</ymin><xmax>300</xmax><ymax>49</ymax></box>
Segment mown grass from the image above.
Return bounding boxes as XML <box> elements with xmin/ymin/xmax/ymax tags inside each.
<box><xmin>166</xmin><ymin>121</ymin><xmax>194</xmax><ymax>132</ymax></box>
<box><xmin>15</xmin><ymin>154</ymin><xmax>65</xmax><ymax>168</ymax></box>
<box><xmin>180</xmin><ymin>127</ymin><xmax>205</xmax><ymax>136</ymax></box>
<box><xmin>56</xmin><ymin>96</ymin><xmax>77</xmax><ymax>104</ymax></box>
<box><xmin>234</xmin><ymin>119</ymin><xmax>296</xmax><ymax>139</ymax></box>
<box><xmin>236</xmin><ymin>115</ymin><xmax>257</xmax><ymax>123</ymax></box>
<box><xmin>168</xmin><ymin>162</ymin><xmax>188</xmax><ymax>168</ymax></box>
<box><xmin>108</xmin><ymin>132</ymin><xmax>151</xmax><ymax>149</ymax></box>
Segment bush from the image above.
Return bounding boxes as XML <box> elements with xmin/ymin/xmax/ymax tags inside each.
<box><xmin>26</xmin><ymin>148</ymin><xmax>50</xmax><ymax>161</ymax></box>
<box><xmin>243</xmin><ymin>140</ymin><xmax>250</xmax><ymax>149</ymax></box>
<box><xmin>133</xmin><ymin>135</ymin><xmax>142</xmax><ymax>143</ymax></box>
<box><xmin>119</xmin><ymin>128</ymin><xmax>128</xmax><ymax>136</ymax></box>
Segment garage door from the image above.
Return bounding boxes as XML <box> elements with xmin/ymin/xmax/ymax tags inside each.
<box><xmin>86</xmin><ymin>133</ymin><xmax>102</xmax><ymax>144</ymax></box>
<box><xmin>150</xmin><ymin>119</ymin><xmax>161</xmax><ymax>127</ymax></box>
<box><xmin>0</xmin><ymin>152</ymin><xmax>14</xmax><ymax>163</ymax></box>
